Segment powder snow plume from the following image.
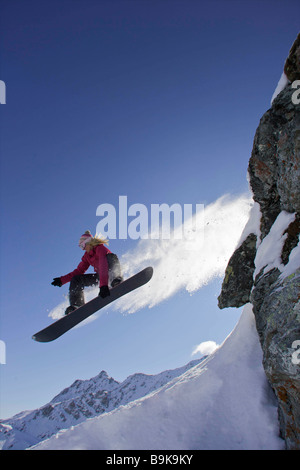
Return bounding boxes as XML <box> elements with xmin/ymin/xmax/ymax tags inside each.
<box><xmin>115</xmin><ymin>193</ymin><xmax>252</xmax><ymax>313</ymax></box>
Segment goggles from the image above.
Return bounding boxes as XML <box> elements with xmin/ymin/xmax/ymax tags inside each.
<box><xmin>79</xmin><ymin>237</ymin><xmax>90</xmax><ymax>250</ymax></box>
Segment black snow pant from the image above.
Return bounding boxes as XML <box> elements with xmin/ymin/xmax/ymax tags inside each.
<box><xmin>69</xmin><ymin>253</ymin><xmax>123</xmax><ymax>307</ymax></box>
<box><xmin>69</xmin><ymin>273</ymin><xmax>99</xmax><ymax>307</ymax></box>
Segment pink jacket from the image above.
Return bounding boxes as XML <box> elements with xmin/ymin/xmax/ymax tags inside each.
<box><xmin>60</xmin><ymin>244</ymin><xmax>111</xmax><ymax>287</ymax></box>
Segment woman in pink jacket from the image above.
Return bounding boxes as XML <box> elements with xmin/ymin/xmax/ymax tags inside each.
<box><xmin>52</xmin><ymin>231</ymin><xmax>123</xmax><ymax>315</ymax></box>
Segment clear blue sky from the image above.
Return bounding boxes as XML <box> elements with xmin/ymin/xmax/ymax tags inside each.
<box><xmin>0</xmin><ymin>0</ymin><xmax>299</xmax><ymax>419</ymax></box>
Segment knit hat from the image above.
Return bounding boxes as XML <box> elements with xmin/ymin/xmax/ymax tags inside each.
<box><xmin>78</xmin><ymin>230</ymin><xmax>92</xmax><ymax>249</ymax></box>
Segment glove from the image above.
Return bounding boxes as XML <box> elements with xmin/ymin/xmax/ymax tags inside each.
<box><xmin>51</xmin><ymin>277</ymin><xmax>62</xmax><ymax>287</ymax></box>
<box><xmin>99</xmin><ymin>285</ymin><xmax>110</xmax><ymax>298</ymax></box>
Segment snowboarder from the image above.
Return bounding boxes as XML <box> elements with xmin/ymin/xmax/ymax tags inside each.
<box><xmin>51</xmin><ymin>231</ymin><xmax>123</xmax><ymax>315</ymax></box>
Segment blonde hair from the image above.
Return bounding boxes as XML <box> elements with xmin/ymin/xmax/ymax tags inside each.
<box><xmin>84</xmin><ymin>231</ymin><xmax>109</xmax><ymax>251</ymax></box>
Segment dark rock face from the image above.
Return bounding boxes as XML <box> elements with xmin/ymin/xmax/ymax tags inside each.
<box><xmin>251</xmin><ymin>267</ymin><xmax>300</xmax><ymax>450</ymax></box>
<box><xmin>249</xmin><ymin>84</ymin><xmax>300</xmax><ymax>238</ymax></box>
<box><xmin>284</xmin><ymin>33</ymin><xmax>300</xmax><ymax>83</ymax></box>
<box><xmin>218</xmin><ymin>234</ymin><xmax>257</xmax><ymax>309</ymax></box>
<box><xmin>218</xmin><ymin>35</ymin><xmax>300</xmax><ymax>450</ymax></box>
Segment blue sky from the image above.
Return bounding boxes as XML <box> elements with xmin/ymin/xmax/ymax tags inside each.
<box><xmin>0</xmin><ymin>0</ymin><xmax>299</xmax><ymax>419</ymax></box>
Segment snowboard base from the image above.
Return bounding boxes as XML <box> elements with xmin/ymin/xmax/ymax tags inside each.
<box><xmin>32</xmin><ymin>267</ymin><xmax>153</xmax><ymax>342</ymax></box>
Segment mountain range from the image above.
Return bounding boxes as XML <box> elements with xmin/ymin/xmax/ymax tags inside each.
<box><xmin>0</xmin><ymin>358</ymin><xmax>203</xmax><ymax>450</ymax></box>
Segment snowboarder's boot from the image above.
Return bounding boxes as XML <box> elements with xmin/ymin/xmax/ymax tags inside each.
<box><xmin>111</xmin><ymin>277</ymin><xmax>123</xmax><ymax>287</ymax></box>
<box><xmin>64</xmin><ymin>305</ymin><xmax>77</xmax><ymax>316</ymax></box>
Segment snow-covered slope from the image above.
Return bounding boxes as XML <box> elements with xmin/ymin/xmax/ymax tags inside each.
<box><xmin>31</xmin><ymin>305</ymin><xmax>284</xmax><ymax>450</ymax></box>
<box><xmin>0</xmin><ymin>358</ymin><xmax>202</xmax><ymax>450</ymax></box>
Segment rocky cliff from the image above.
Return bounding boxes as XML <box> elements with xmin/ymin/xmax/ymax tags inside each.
<box><xmin>218</xmin><ymin>34</ymin><xmax>300</xmax><ymax>450</ymax></box>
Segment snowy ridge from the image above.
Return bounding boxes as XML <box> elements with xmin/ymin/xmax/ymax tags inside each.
<box><xmin>31</xmin><ymin>305</ymin><xmax>284</xmax><ymax>450</ymax></box>
<box><xmin>271</xmin><ymin>71</ymin><xmax>289</xmax><ymax>104</ymax></box>
<box><xmin>0</xmin><ymin>359</ymin><xmax>202</xmax><ymax>450</ymax></box>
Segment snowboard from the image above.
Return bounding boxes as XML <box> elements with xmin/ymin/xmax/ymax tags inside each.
<box><xmin>32</xmin><ymin>267</ymin><xmax>153</xmax><ymax>343</ymax></box>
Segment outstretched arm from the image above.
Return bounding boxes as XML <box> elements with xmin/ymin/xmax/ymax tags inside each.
<box><xmin>59</xmin><ymin>257</ymin><xmax>91</xmax><ymax>285</ymax></box>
